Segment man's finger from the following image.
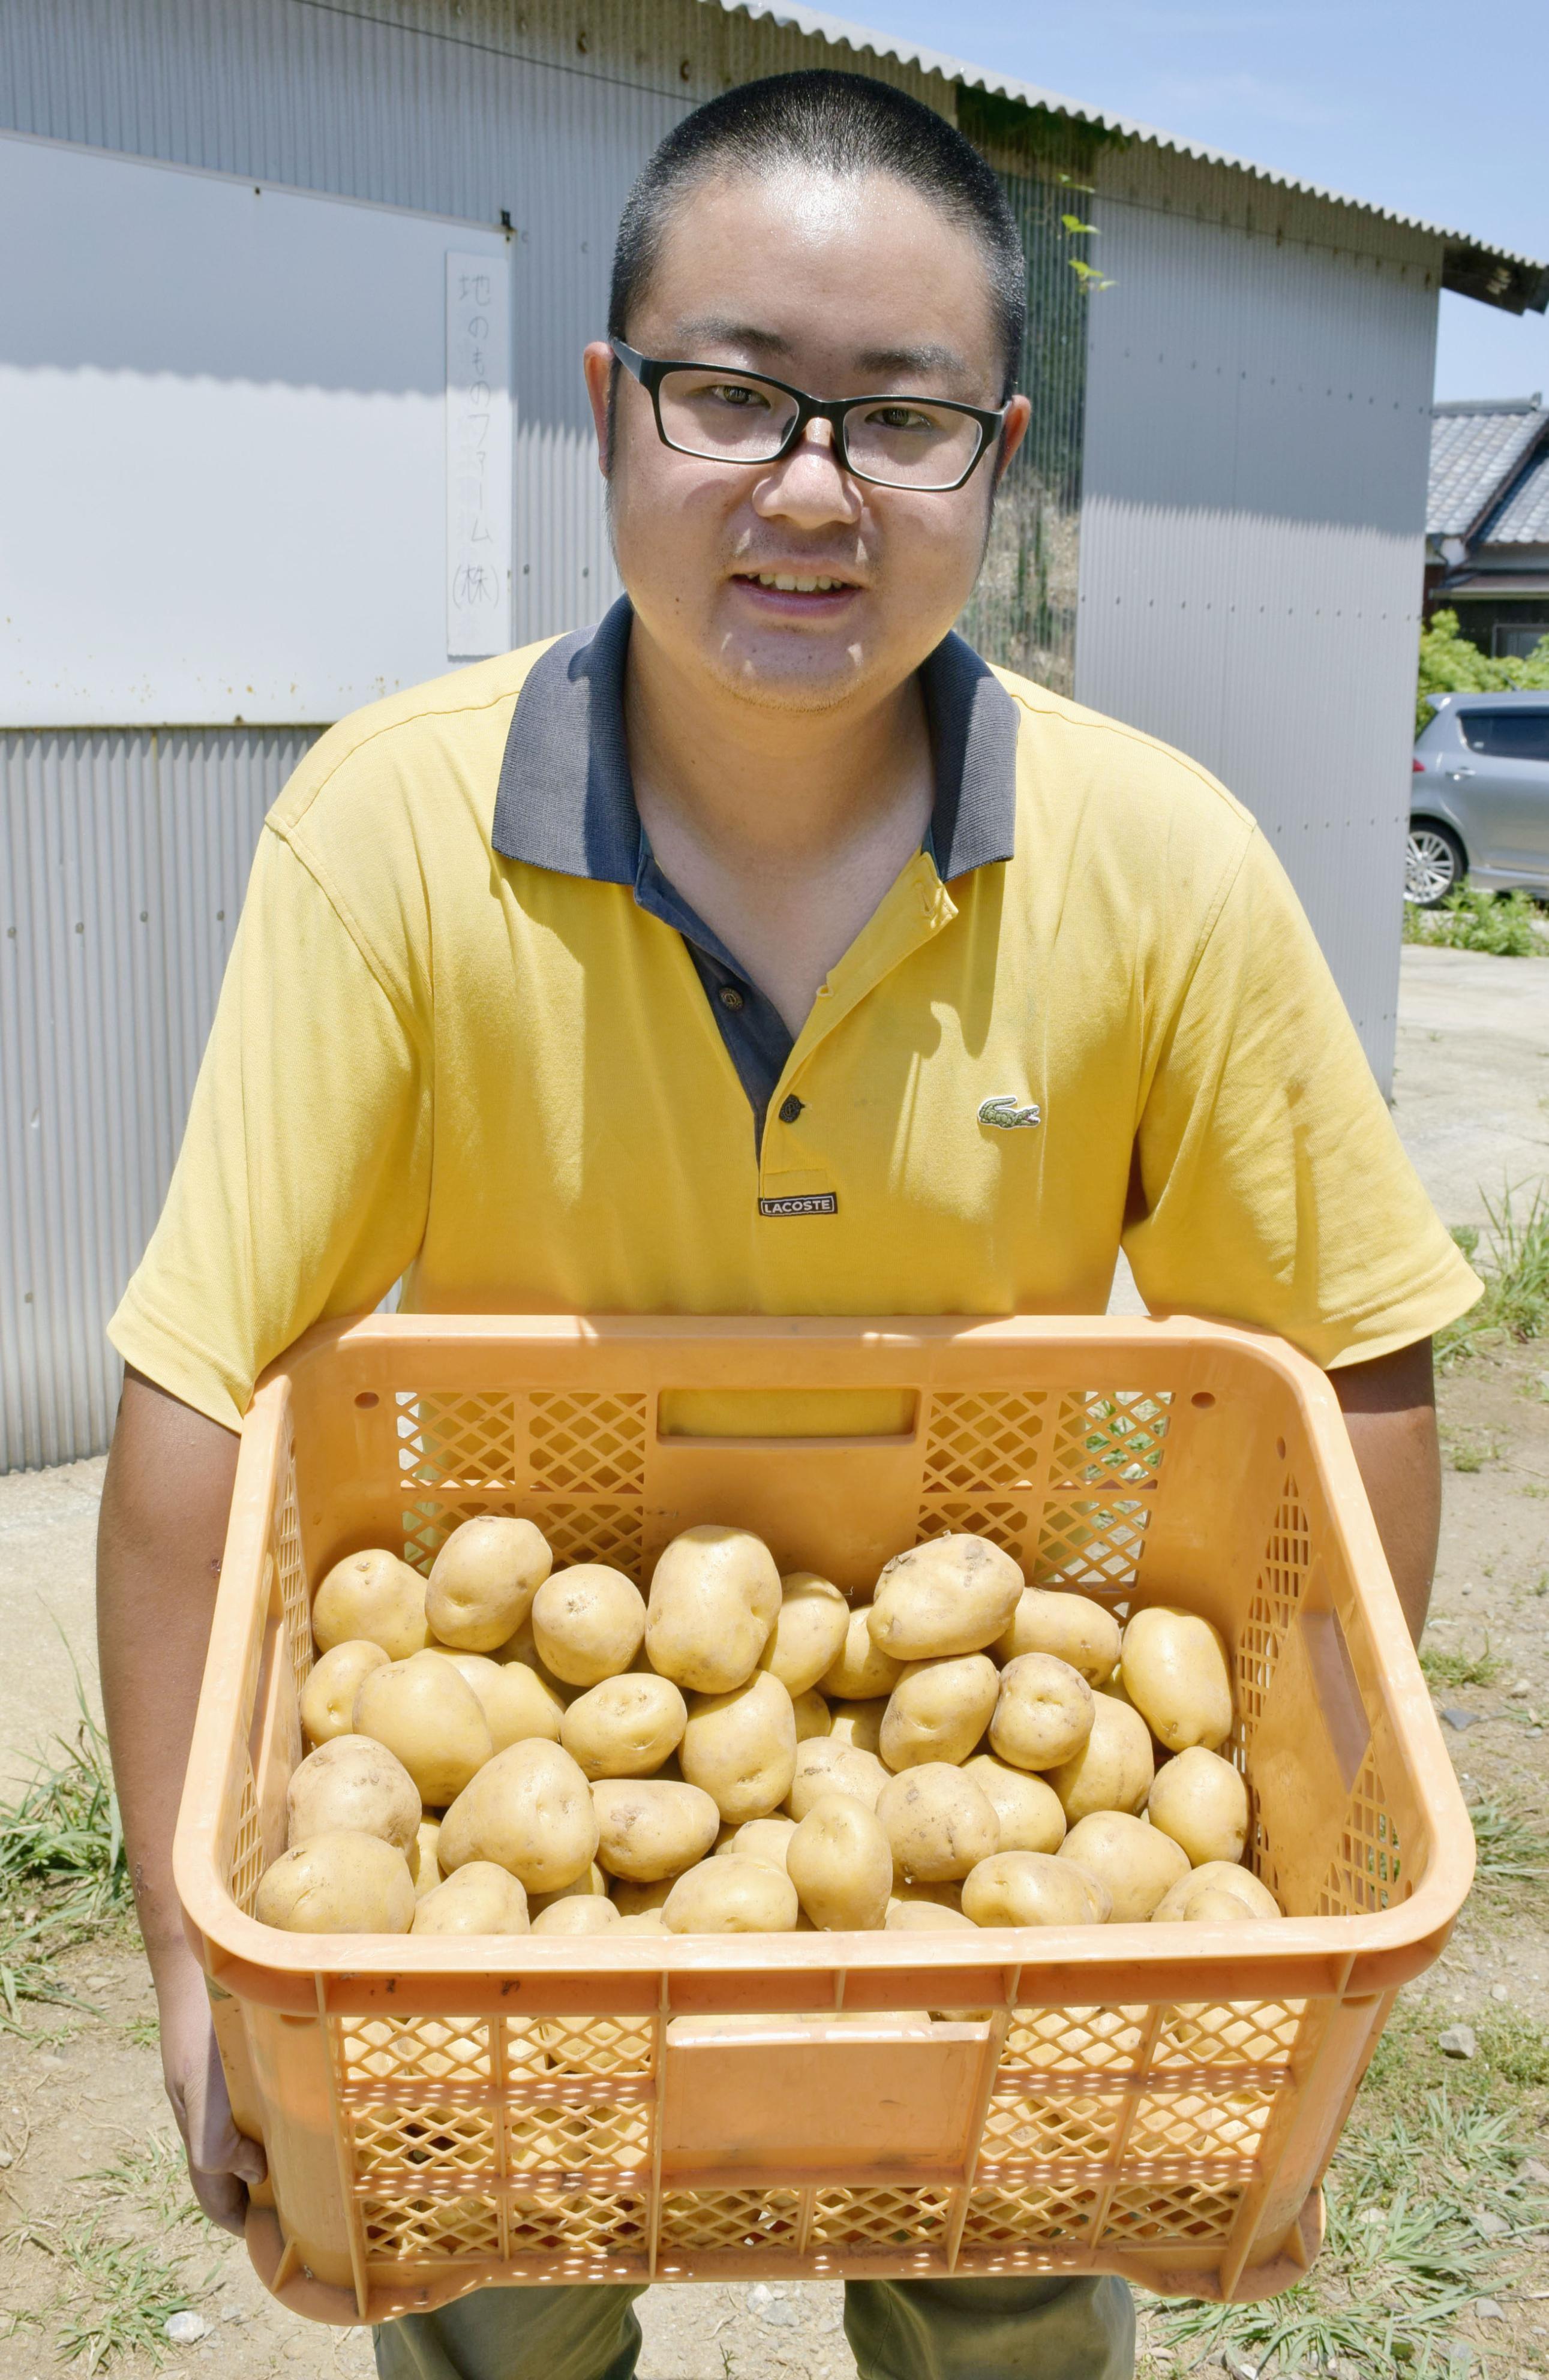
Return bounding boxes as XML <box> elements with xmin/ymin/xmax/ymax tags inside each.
<box><xmin>185</xmin><ymin>2021</ymin><xmax>268</xmax><ymax>2187</ymax></box>
<box><xmin>188</xmin><ymin>2162</ymin><xmax>250</xmax><ymax>2238</ymax></box>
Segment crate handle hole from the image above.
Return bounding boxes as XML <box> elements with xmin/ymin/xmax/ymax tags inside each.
<box><xmin>355</xmin><ymin>1392</ymin><xmax>379</xmax><ymax>1409</ymax></box>
<box><xmin>1190</xmin><ymin>1391</ymin><xmax>1215</xmax><ymax>1410</ymax></box>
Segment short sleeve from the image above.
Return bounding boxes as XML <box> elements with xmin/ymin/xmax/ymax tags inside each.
<box><xmin>1124</xmin><ymin>827</ymin><xmax>1480</xmax><ymax>1368</ymax></box>
<box><xmin>109</xmin><ymin>826</ymin><xmax>431</xmax><ymax>1429</ymax></box>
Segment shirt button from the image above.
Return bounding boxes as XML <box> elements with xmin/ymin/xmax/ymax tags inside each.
<box><xmin>778</xmin><ymin>1095</ymin><xmax>803</xmax><ymax>1124</ymax></box>
<box><xmin>718</xmin><ymin>985</ymin><xmax>745</xmax><ymax>1011</ymax></box>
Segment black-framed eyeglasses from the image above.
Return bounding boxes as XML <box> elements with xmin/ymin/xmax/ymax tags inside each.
<box><xmin>611</xmin><ymin>339</ymin><xmax>1005</xmax><ymax>493</ymax></box>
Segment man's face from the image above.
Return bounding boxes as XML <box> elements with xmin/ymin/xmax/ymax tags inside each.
<box><xmin>584</xmin><ymin>168</ymin><xmax>1029</xmax><ymax>714</ymax></box>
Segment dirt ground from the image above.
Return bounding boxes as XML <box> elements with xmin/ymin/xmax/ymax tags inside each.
<box><xmin>1</xmin><ymin>943</ymin><xmax>1546</xmax><ymax>2377</ymax></box>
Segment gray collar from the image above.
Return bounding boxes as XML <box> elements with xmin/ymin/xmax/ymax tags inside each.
<box><xmin>491</xmin><ymin>596</ymin><xmax>1019</xmax><ymax>884</ymax></box>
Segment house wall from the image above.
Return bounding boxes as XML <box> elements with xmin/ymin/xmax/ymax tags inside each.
<box><xmin>1075</xmin><ymin>176</ymin><xmax>1441</xmax><ymax>1095</ymax></box>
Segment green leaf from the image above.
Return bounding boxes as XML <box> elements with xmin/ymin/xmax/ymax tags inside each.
<box><xmin>1061</xmin><ymin>214</ymin><xmax>1101</xmax><ymax>235</ymax></box>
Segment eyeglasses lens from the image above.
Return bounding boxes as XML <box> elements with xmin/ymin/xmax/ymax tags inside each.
<box><xmin>656</xmin><ymin>369</ymin><xmax>983</xmax><ymax>489</ymax></box>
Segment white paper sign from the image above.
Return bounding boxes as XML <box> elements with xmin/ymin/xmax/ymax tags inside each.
<box><xmin>446</xmin><ymin>250</ymin><xmax>512</xmax><ymax>659</ymax></box>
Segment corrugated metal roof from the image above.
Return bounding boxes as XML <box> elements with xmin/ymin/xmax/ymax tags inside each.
<box><xmin>1488</xmin><ymin>443</ymin><xmax>1549</xmax><ymax>544</ymax></box>
<box><xmin>1428</xmin><ymin>400</ymin><xmax>1548</xmax><ymax>538</ymax></box>
<box><xmin>709</xmin><ymin>0</ymin><xmax>1549</xmax><ymax>314</ymax></box>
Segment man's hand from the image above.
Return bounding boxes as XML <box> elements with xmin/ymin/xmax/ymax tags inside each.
<box><xmin>98</xmin><ymin>1368</ymin><xmax>265</xmax><ymax>2237</ymax></box>
<box><xmin>1332</xmin><ymin>1336</ymin><xmax>1439</xmax><ymax>1643</ymax></box>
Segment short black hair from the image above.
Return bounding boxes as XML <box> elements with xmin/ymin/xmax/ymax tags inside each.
<box><xmin>608</xmin><ymin>70</ymin><xmax>1026</xmax><ymax>404</ymax></box>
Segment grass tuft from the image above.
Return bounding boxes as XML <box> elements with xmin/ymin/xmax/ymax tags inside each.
<box><xmin>1467</xmin><ymin>1793</ymin><xmax>1549</xmax><ymax>1890</ymax></box>
<box><xmin>9</xmin><ymin>2212</ymin><xmax>216</xmax><ymax>2372</ymax></box>
<box><xmin>1437</xmin><ymin>1181</ymin><xmax>1549</xmax><ymax>1367</ymax></box>
<box><xmin>1403</xmin><ymin>884</ymin><xmax>1549</xmax><ymax>955</ymax></box>
<box><xmin>1419</xmin><ymin>1637</ymin><xmax>1503</xmax><ymax>1688</ymax></box>
<box><xmin>82</xmin><ymin>2133</ymin><xmax>211</xmax><ymax>2232</ymax></box>
<box><xmin>0</xmin><ymin>1690</ymin><xmax>131</xmax><ymax>2026</ymax></box>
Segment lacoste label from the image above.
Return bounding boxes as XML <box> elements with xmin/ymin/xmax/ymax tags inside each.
<box><xmin>978</xmin><ymin>1093</ymin><xmax>1042</xmax><ymax>1131</ymax></box>
<box><xmin>758</xmin><ymin>1192</ymin><xmax>839</xmax><ymax>1218</ymax></box>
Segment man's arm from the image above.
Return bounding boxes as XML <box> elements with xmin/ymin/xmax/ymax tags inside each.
<box><xmin>97</xmin><ymin>1368</ymin><xmax>265</xmax><ymax>2234</ymax></box>
<box><xmin>1331</xmin><ymin>1335</ymin><xmax>1439</xmax><ymax>1644</ymax></box>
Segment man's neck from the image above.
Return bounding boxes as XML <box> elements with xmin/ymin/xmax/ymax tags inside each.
<box><xmin>622</xmin><ymin>620</ymin><xmax>936</xmax><ymax>1039</ymax></box>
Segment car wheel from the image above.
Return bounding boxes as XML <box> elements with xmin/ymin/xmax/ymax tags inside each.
<box><xmin>1405</xmin><ymin>822</ymin><xmax>1466</xmax><ymax>907</ymax></box>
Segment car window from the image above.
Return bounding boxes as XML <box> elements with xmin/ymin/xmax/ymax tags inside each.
<box><xmin>1458</xmin><ymin>710</ymin><xmax>1549</xmax><ymax>762</ymax></box>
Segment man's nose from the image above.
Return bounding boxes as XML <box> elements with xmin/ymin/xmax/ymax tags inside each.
<box><xmin>753</xmin><ymin>419</ymin><xmax>862</xmax><ymax>528</ymax></box>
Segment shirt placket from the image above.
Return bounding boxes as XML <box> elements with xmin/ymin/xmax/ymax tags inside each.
<box><xmin>757</xmin><ymin>852</ymin><xmax>960</xmax><ymax>1218</ymax></box>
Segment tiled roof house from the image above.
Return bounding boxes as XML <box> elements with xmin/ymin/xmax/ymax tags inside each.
<box><xmin>1427</xmin><ymin>396</ymin><xmax>1549</xmax><ymax>654</ymax></box>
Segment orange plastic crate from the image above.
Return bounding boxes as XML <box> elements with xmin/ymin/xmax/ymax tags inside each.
<box><xmin>175</xmin><ymin>1313</ymin><xmax>1473</xmax><ymax>2326</ymax></box>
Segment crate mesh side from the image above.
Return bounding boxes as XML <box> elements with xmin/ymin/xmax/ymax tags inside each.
<box><xmin>227</xmin><ymin>1752</ymin><xmax>265</xmax><ymax>1917</ymax></box>
<box><xmin>920</xmin><ymin>1391</ymin><xmax>1046</xmax><ymax>1491</ymax></box>
<box><xmin>274</xmin><ymin>1444</ymin><xmax>312</xmax><ymax>1690</ymax></box>
<box><xmin>1318</xmin><ymin>1747</ymin><xmax>1407</xmax><ymax>1914</ymax></box>
<box><xmin>1049</xmin><ymin>1391</ymin><xmax>1172</xmax><ymax>1489</ymax></box>
<box><xmin>659</xmin><ymin>2188</ymin><xmax>804</xmax><ymax>2253</ymax></box>
<box><xmin>1029</xmin><ymin>1499</ymin><xmax>1151</xmax><ymax>1591</ymax></box>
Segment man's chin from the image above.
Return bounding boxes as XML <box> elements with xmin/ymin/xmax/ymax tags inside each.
<box><xmin>706</xmin><ymin>630</ymin><xmax>876</xmax><ymax>714</ymax></box>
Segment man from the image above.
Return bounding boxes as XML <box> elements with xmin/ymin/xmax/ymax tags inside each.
<box><xmin>98</xmin><ymin>68</ymin><xmax>1475</xmax><ymax>2380</ymax></box>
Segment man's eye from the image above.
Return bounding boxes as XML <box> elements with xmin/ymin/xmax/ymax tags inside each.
<box><xmin>867</xmin><ymin>404</ymin><xmax>936</xmax><ymax>433</ymax></box>
<box><xmin>706</xmin><ymin>383</ymin><xmax>767</xmax><ymax>410</ymax></box>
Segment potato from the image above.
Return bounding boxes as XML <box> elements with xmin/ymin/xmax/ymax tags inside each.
<box><xmin>876</xmin><ymin>1763</ymin><xmax>999</xmax><ymax>1883</ymax></box>
<box><xmin>592</xmin><ymin>1778</ymin><xmax>721</xmax><ymax>1883</ymax></box>
<box><xmin>786</xmin><ymin>1739</ymin><xmax>888</xmax><ymax>1819</ymax></box>
<box><xmin>489</xmin><ymin>1616</ymin><xmax>577</xmax><ymax>1702</ymax></box>
<box><xmin>300</xmin><ymin>1640</ymin><xmax>390</xmax><ymax>1746</ymax></box>
<box><xmin>961</xmin><ymin>1850</ymin><xmax>1110</xmax><ymax>1928</ymax></box>
<box><xmin>532</xmin><ymin>1565</ymin><xmax>647</xmax><ymax>1687</ymax></box>
<box><xmin>410</xmin><ymin>1817</ymin><xmax>442</xmax><ymax>1898</ymax></box>
<box><xmin>287</xmin><ymin>1735</ymin><xmax>419</xmax><ymax>1852</ymax></box>
<box><xmin>818</xmin><ymin>1610</ymin><xmax>903</xmax><ymax>1702</ymax></box>
<box><xmin>787</xmin><ymin>1793</ymin><xmax>893</xmax><ymax>1930</ymax></box>
<box><xmin>353</xmin><ymin>1651</ymin><xmax>493</xmax><ymax>1807</ymax></box>
<box><xmin>827</xmin><ymin>1699</ymin><xmax>885</xmax><ymax>1754</ymax></box>
<box><xmin>1153</xmin><ymin>1861</ymin><xmax>1280</xmax><ymax>1922</ymax></box>
<box><xmin>867</xmin><ymin>1534</ymin><xmax>1023</xmax><ymax>1661</ymax></box>
<box><xmin>1147</xmin><ymin>1747</ymin><xmax>1249</xmax><ymax>1866</ymax></box>
<box><xmin>444</xmin><ymin>1654</ymin><xmax>565</xmax><ymax>1750</ymax></box>
<box><xmin>614</xmin><ymin>1909</ymin><xmax>668</xmax><ymax>1934</ymax></box>
<box><xmin>881</xmin><ymin>1654</ymin><xmax>998</xmax><ymax>1772</ymax></box>
<box><xmin>411</xmin><ymin>1861</ymin><xmax>530</xmax><ymax>1936</ymax></box>
<box><xmin>664</xmin><ymin>1854</ymin><xmax>798</xmax><ymax>1934</ymax></box>
<box><xmin>645</xmin><ymin>1526</ymin><xmax>780</xmax><ymax>1693</ymax></box>
<box><xmin>438</xmin><ymin>1740</ymin><xmax>598</xmax><ymax>1892</ymax></box>
<box><xmin>885</xmin><ymin>1900</ymin><xmax>980</xmax><ymax>1933</ymax></box>
<box><xmin>887</xmin><ymin>1878</ymin><xmax>963</xmax><ymax>1913</ymax></box>
<box><xmin>760</xmin><ymin>1573</ymin><xmax>851</xmax><ymax>1695</ymax></box>
<box><xmin>960</xmin><ymin>1754</ymin><xmax>1066</xmax><ymax>1855</ymax></box>
<box><xmin>989</xmin><ymin>1654</ymin><xmax>1095</xmax><ymax>1772</ymax></box>
<box><xmin>791</xmin><ymin>1688</ymin><xmax>833</xmax><ymax>1743</ymax></box>
<box><xmin>1058</xmin><ymin>1812</ymin><xmax>1190</xmax><ymax>1922</ymax></box>
<box><xmin>716</xmin><ymin>1815</ymin><xmax>797</xmax><ymax>1873</ymax></box>
<box><xmin>562</xmin><ymin>1674</ymin><xmax>687</xmax><ymax>1780</ymax></box>
<box><xmin>994</xmin><ymin>1588</ymin><xmax>1121</xmax><ymax>1685</ymax></box>
<box><xmin>527</xmin><ymin>1862</ymin><xmax>609</xmax><ymax>1915</ymax></box>
<box><xmin>532</xmin><ymin>1895</ymin><xmax>622</xmax><ymax>1936</ymax></box>
<box><xmin>1046</xmin><ymin>1693</ymin><xmax>1154</xmax><ymax>1820</ymax></box>
<box><xmin>1120</xmin><ymin>1607</ymin><xmax>1233</xmax><ymax>1753</ymax></box>
<box><xmin>680</xmin><ymin>1671</ymin><xmax>798</xmax><ymax>1822</ymax></box>
<box><xmin>312</xmin><ymin>1549</ymin><xmax>431</xmax><ymax>1661</ymax></box>
<box><xmin>256</xmin><ymin>1830</ymin><xmax>414</xmax><ymax>1933</ymax></box>
<box><xmin>426</xmin><ymin>1516</ymin><xmax>553</xmax><ymax>1653</ymax></box>
<box><xmin>610</xmin><ymin>1874</ymin><xmax>676</xmax><ymax>1915</ymax></box>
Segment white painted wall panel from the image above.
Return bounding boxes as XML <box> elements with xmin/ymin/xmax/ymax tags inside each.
<box><xmin>1075</xmin><ymin>198</ymin><xmax>1438</xmax><ymax>1092</ymax></box>
<box><xmin>0</xmin><ymin>133</ymin><xmax>511</xmax><ymax>725</ymax></box>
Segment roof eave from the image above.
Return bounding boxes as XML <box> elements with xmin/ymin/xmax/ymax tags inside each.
<box><xmin>710</xmin><ymin>0</ymin><xmax>1549</xmax><ymax>316</ymax></box>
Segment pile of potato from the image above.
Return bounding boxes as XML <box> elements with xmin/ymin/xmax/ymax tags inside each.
<box><xmin>254</xmin><ymin>1520</ymin><xmax>1280</xmax><ymax>1940</ymax></box>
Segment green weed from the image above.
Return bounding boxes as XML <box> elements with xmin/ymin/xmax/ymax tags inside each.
<box><xmin>10</xmin><ymin>2211</ymin><xmax>216</xmax><ymax>2372</ymax></box>
<box><xmin>1467</xmin><ymin>1793</ymin><xmax>1549</xmax><ymax>1889</ymax></box>
<box><xmin>0</xmin><ymin>1690</ymin><xmax>131</xmax><ymax>2026</ymax></box>
<box><xmin>1419</xmin><ymin>1637</ymin><xmax>1503</xmax><ymax>1688</ymax></box>
<box><xmin>82</xmin><ymin>2133</ymin><xmax>208</xmax><ymax>2231</ymax></box>
<box><xmin>1403</xmin><ymin>884</ymin><xmax>1549</xmax><ymax>955</ymax></box>
<box><xmin>1438</xmin><ymin>1182</ymin><xmax>1549</xmax><ymax>1366</ymax></box>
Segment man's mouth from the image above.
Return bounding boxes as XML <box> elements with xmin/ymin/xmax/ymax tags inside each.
<box><xmin>731</xmin><ymin>569</ymin><xmax>861</xmax><ymax>596</ymax></box>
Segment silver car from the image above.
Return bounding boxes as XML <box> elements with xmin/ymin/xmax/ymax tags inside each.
<box><xmin>1407</xmin><ymin>689</ymin><xmax>1549</xmax><ymax>904</ymax></box>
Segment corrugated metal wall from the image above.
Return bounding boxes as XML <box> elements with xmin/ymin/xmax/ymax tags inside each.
<box><xmin>1</xmin><ymin>730</ymin><xmax>315</xmax><ymax>1468</ymax></box>
<box><xmin>1074</xmin><ymin>182</ymin><xmax>1440</xmax><ymax>1093</ymax></box>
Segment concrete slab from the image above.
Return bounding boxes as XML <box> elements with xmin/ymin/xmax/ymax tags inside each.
<box><xmin>1391</xmin><ymin>945</ymin><xmax>1549</xmax><ymax>1233</ymax></box>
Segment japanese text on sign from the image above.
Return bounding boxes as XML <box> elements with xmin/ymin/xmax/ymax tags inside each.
<box><xmin>446</xmin><ymin>250</ymin><xmax>512</xmax><ymax>659</ymax></box>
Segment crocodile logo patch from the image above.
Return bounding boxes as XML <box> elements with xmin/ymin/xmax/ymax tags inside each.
<box><xmin>978</xmin><ymin>1094</ymin><xmax>1042</xmax><ymax>1131</ymax></box>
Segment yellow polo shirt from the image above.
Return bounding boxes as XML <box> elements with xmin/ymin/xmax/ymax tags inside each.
<box><xmin>110</xmin><ymin>605</ymin><xmax>1478</xmax><ymax>1432</ymax></box>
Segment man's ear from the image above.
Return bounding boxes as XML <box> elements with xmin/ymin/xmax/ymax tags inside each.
<box><xmin>582</xmin><ymin>341</ymin><xmax>614</xmax><ymax>478</ymax></box>
<box><xmin>994</xmin><ymin>393</ymin><xmax>1033</xmax><ymax>486</ymax></box>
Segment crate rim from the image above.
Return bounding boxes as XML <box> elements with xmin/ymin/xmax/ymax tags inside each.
<box><xmin>175</xmin><ymin>1312</ymin><xmax>1474</xmax><ymax>2007</ymax></box>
